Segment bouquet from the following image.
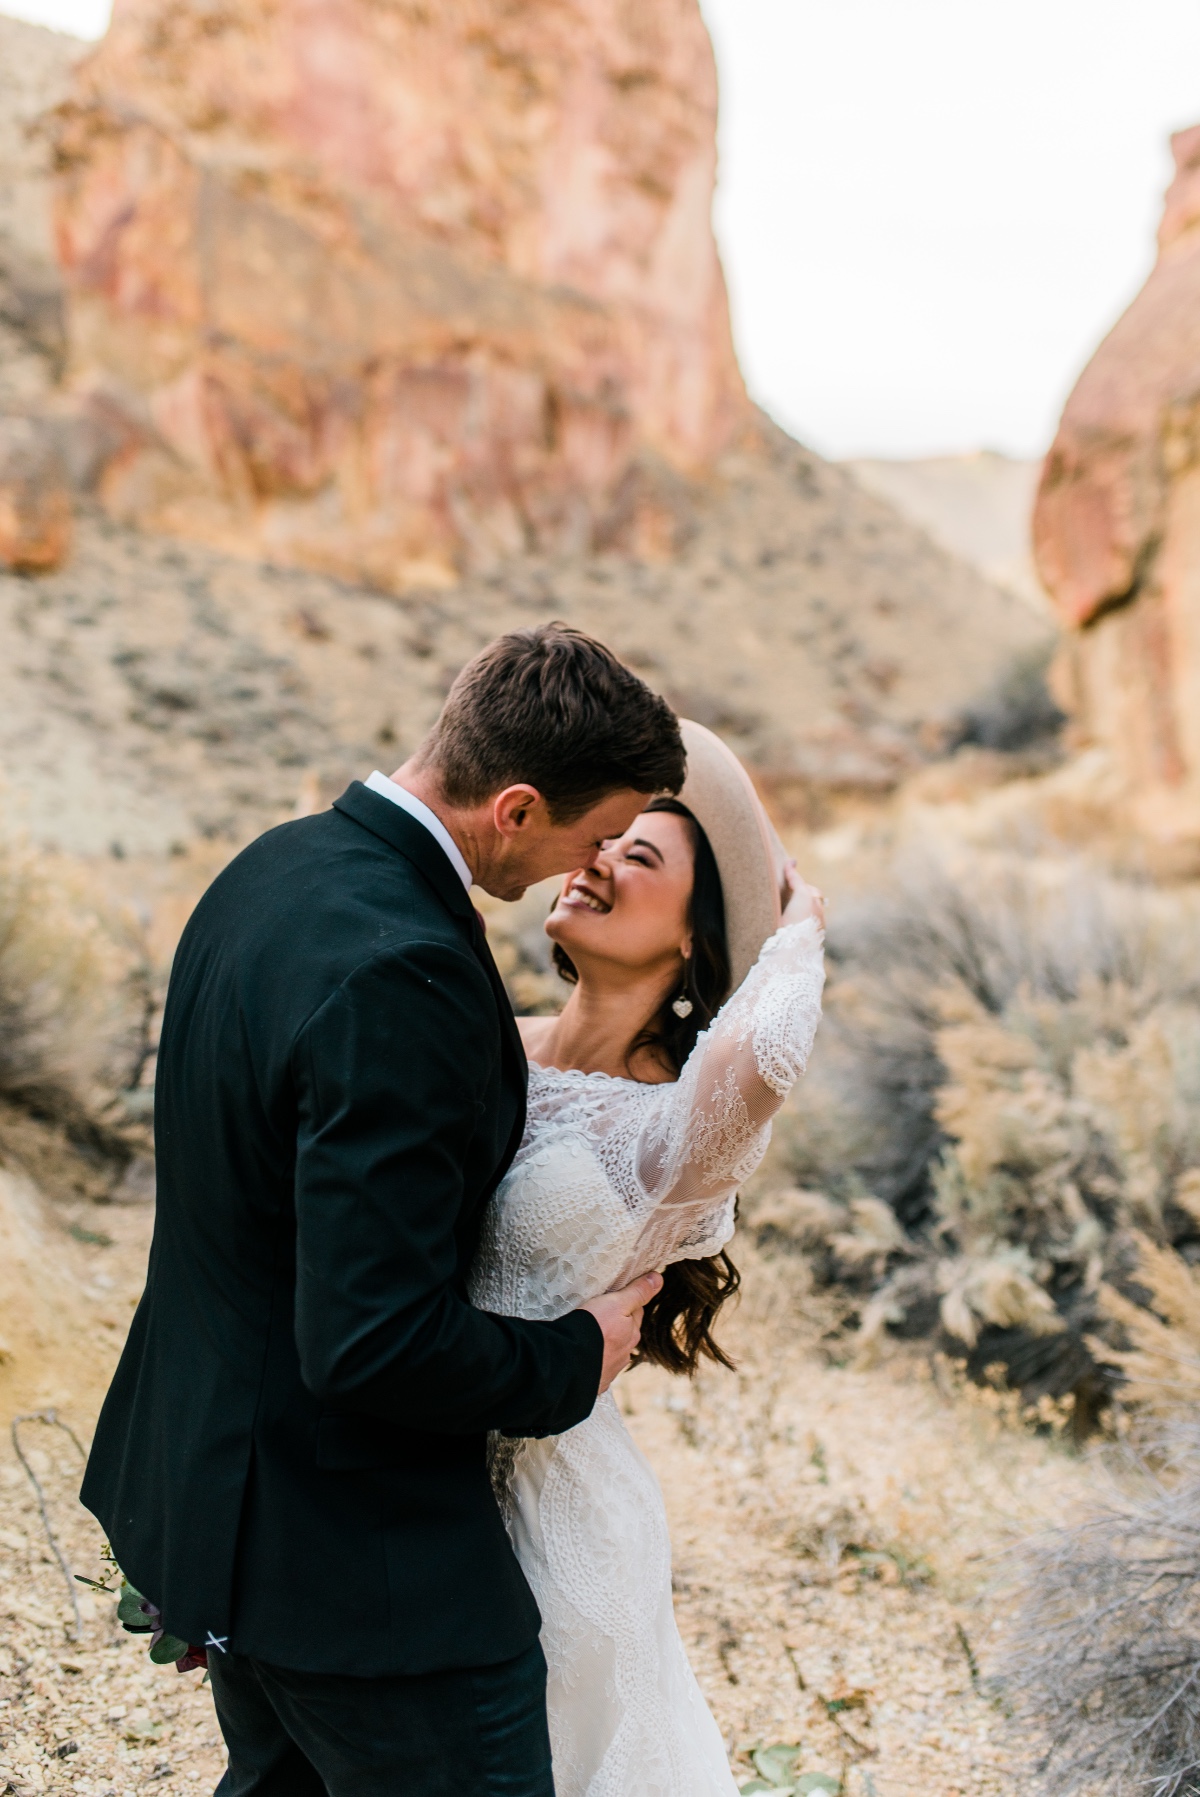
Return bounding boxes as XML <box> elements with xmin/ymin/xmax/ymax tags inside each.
<box><xmin>77</xmin><ymin>1545</ymin><xmax>207</xmax><ymax>1674</ymax></box>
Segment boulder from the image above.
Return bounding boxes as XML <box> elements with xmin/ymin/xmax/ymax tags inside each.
<box><xmin>51</xmin><ymin>0</ymin><xmax>747</xmax><ymax>590</ymax></box>
<box><xmin>1034</xmin><ymin>125</ymin><xmax>1200</xmax><ymax>836</ymax></box>
<box><xmin>0</xmin><ymin>413</ymin><xmax>71</xmax><ymax>571</ymax></box>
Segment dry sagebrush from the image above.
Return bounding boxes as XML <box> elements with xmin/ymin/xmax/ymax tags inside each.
<box><xmin>1000</xmin><ymin>1433</ymin><xmax>1200</xmax><ymax>1796</ymax></box>
<box><xmin>0</xmin><ymin>832</ymin><xmax>150</xmax><ymax>1128</ymax></box>
<box><xmin>775</xmin><ymin>858</ymin><xmax>1200</xmax><ymax>1422</ymax></box>
<box><xmin>1098</xmin><ymin>1232</ymin><xmax>1200</xmax><ymax>1421</ymax></box>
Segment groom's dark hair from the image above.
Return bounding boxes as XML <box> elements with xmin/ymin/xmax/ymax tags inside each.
<box><xmin>418</xmin><ymin>623</ymin><xmax>686</xmax><ymax>820</ymax></box>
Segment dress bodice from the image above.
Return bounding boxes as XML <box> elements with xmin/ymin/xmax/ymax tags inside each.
<box><xmin>469</xmin><ymin>916</ymin><xmax>825</xmax><ymax>1321</ymax></box>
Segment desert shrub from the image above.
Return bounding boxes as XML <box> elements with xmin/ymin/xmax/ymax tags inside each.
<box><xmin>1097</xmin><ymin>1232</ymin><xmax>1200</xmax><ymax>1421</ymax></box>
<box><xmin>777</xmin><ymin>857</ymin><xmax>1200</xmax><ymax>1423</ymax></box>
<box><xmin>0</xmin><ymin>833</ymin><xmax>149</xmax><ymax>1129</ymax></box>
<box><xmin>951</xmin><ymin>641</ymin><xmax>1066</xmax><ymax>754</ymax></box>
<box><xmin>998</xmin><ymin>1430</ymin><xmax>1200</xmax><ymax>1796</ymax></box>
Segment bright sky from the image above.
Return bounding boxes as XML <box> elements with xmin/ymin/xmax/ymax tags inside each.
<box><xmin>6</xmin><ymin>0</ymin><xmax>108</xmax><ymax>41</ymax></box>
<box><xmin>9</xmin><ymin>0</ymin><xmax>1200</xmax><ymax>460</ymax></box>
<box><xmin>700</xmin><ymin>0</ymin><xmax>1200</xmax><ymax>458</ymax></box>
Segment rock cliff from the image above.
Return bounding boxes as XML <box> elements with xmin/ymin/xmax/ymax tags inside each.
<box><xmin>0</xmin><ymin>9</ymin><xmax>1050</xmax><ymax>845</ymax></box>
<box><xmin>52</xmin><ymin>0</ymin><xmax>747</xmax><ymax>589</ymax></box>
<box><xmin>1034</xmin><ymin>125</ymin><xmax>1200</xmax><ymax>836</ymax></box>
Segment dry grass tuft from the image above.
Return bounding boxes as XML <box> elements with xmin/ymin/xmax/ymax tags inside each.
<box><xmin>1095</xmin><ymin>1234</ymin><xmax>1200</xmax><ymax>1422</ymax></box>
<box><xmin>998</xmin><ymin>1432</ymin><xmax>1200</xmax><ymax>1796</ymax></box>
<box><xmin>0</xmin><ymin>831</ymin><xmax>151</xmax><ymax>1147</ymax></box>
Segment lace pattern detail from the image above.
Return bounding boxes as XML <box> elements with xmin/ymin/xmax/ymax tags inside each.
<box><xmin>747</xmin><ymin>926</ymin><xmax>828</xmax><ymax>1097</ymax></box>
<box><xmin>471</xmin><ymin>919</ymin><xmax>823</xmax><ymax>1317</ymax></box>
<box><xmin>501</xmin><ymin>1394</ymin><xmax>739</xmax><ymax>1797</ymax></box>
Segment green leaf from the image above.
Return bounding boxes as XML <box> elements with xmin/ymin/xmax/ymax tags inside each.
<box><xmin>738</xmin><ymin>1784</ymin><xmax>781</xmax><ymax>1796</ymax></box>
<box><xmin>797</xmin><ymin>1776</ymin><xmax>840</xmax><ymax>1795</ymax></box>
<box><xmin>753</xmin><ymin>1745</ymin><xmax>802</xmax><ymax>1786</ymax></box>
<box><xmin>116</xmin><ymin>1581</ymin><xmax>151</xmax><ymax>1629</ymax></box>
<box><xmin>149</xmin><ymin>1633</ymin><xmax>190</xmax><ymax>1665</ymax></box>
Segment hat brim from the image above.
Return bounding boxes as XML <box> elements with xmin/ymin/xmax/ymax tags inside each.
<box><xmin>676</xmin><ymin>720</ymin><xmax>786</xmax><ymax>990</ymax></box>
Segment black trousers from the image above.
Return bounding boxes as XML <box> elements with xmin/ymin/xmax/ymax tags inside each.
<box><xmin>208</xmin><ymin>1641</ymin><xmax>555</xmax><ymax>1796</ymax></box>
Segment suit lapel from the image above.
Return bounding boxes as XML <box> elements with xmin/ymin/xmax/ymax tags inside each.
<box><xmin>333</xmin><ymin>782</ymin><xmax>528</xmax><ymax>1090</ymax></box>
<box><xmin>468</xmin><ymin>912</ymin><xmax>527</xmax><ymax>1088</ymax></box>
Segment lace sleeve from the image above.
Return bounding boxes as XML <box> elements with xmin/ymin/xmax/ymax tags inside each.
<box><xmin>609</xmin><ymin>917</ymin><xmax>824</xmax><ymax>1274</ymax></box>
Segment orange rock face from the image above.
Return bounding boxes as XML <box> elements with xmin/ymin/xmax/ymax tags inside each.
<box><xmin>52</xmin><ymin>0</ymin><xmax>747</xmax><ymax>590</ymax></box>
<box><xmin>1034</xmin><ymin>126</ymin><xmax>1200</xmax><ymax>835</ymax></box>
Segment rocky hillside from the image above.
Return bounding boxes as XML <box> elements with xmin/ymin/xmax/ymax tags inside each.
<box><xmin>848</xmin><ymin>451</ymin><xmax>1048</xmax><ymax>615</ymax></box>
<box><xmin>0</xmin><ymin>430</ymin><xmax>1049</xmax><ymax>858</ymax></box>
<box><xmin>0</xmin><ymin>10</ymin><xmax>1050</xmax><ymax>861</ymax></box>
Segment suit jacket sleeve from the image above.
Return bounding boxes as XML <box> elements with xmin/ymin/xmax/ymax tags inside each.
<box><xmin>291</xmin><ymin>940</ymin><xmax>602</xmax><ymax>1436</ymax></box>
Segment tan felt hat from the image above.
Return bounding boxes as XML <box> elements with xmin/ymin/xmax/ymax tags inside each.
<box><xmin>676</xmin><ymin>719</ymin><xmax>789</xmax><ymax>990</ymax></box>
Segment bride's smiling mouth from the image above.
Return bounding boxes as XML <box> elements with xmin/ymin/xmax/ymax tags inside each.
<box><xmin>558</xmin><ymin>877</ymin><xmax>612</xmax><ymax>915</ymax></box>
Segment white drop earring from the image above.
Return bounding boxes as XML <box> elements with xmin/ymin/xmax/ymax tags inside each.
<box><xmin>672</xmin><ymin>946</ymin><xmax>694</xmax><ymax>1018</ymax></box>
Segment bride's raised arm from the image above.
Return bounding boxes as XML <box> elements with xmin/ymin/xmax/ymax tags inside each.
<box><xmin>604</xmin><ymin>909</ymin><xmax>825</xmax><ymax>1275</ymax></box>
<box><xmin>643</xmin><ymin>912</ymin><xmax>825</xmax><ymax>1200</ymax></box>
<box><xmin>564</xmin><ymin>880</ymin><xmax>826</xmax><ymax>1286</ymax></box>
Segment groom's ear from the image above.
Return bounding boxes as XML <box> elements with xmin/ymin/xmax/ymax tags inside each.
<box><xmin>492</xmin><ymin>785</ymin><xmax>545</xmax><ymax>840</ymax></box>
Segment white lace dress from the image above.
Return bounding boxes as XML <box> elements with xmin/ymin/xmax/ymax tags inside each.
<box><xmin>468</xmin><ymin>917</ymin><xmax>825</xmax><ymax>1797</ymax></box>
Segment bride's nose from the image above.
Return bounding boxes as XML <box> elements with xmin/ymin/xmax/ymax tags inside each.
<box><xmin>584</xmin><ymin>841</ymin><xmax>617</xmax><ymax>876</ymax></box>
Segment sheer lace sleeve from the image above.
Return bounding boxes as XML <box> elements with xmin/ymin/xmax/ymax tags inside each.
<box><xmin>610</xmin><ymin>916</ymin><xmax>825</xmax><ymax>1276</ymax></box>
<box><xmin>640</xmin><ymin>915</ymin><xmax>824</xmax><ymax>1201</ymax></box>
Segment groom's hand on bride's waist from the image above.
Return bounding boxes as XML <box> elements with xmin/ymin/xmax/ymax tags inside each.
<box><xmin>579</xmin><ymin>1272</ymin><xmax>663</xmax><ymax>1394</ymax></box>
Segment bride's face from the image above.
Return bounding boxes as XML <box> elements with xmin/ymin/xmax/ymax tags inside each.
<box><xmin>545</xmin><ymin>810</ymin><xmax>694</xmax><ymax>978</ymax></box>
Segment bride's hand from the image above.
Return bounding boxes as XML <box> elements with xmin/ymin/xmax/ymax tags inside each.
<box><xmin>781</xmin><ymin>859</ymin><xmax>825</xmax><ymax>930</ymax></box>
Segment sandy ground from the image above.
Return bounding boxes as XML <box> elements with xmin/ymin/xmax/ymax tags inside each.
<box><xmin>0</xmin><ymin>1191</ymin><xmax>230</xmax><ymax>1797</ymax></box>
<box><xmin>0</xmin><ymin>1196</ymin><xmax>1089</xmax><ymax>1797</ymax></box>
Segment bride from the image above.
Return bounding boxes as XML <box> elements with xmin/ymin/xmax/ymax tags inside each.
<box><xmin>469</xmin><ymin>721</ymin><xmax>826</xmax><ymax>1797</ymax></box>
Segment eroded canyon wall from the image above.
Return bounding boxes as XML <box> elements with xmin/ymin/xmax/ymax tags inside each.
<box><xmin>1035</xmin><ymin>125</ymin><xmax>1200</xmax><ymax>837</ymax></box>
<box><xmin>52</xmin><ymin>0</ymin><xmax>747</xmax><ymax>590</ymax></box>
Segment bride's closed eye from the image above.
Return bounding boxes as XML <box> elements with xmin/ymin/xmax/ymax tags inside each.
<box><xmin>620</xmin><ymin>838</ymin><xmax>665</xmax><ymax>869</ymax></box>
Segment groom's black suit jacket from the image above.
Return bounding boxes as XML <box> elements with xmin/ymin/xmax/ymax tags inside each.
<box><xmin>82</xmin><ymin>782</ymin><xmax>603</xmax><ymax>1676</ymax></box>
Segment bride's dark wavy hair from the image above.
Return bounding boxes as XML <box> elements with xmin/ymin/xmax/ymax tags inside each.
<box><xmin>552</xmin><ymin>797</ymin><xmax>741</xmax><ymax>1376</ymax></box>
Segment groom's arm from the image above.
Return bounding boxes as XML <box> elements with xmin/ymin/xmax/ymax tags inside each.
<box><xmin>290</xmin><ymin>941</ymin><xmax>603</xmax><ymax>1437</ymax></box>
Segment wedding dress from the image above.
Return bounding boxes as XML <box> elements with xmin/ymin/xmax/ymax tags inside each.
<box><xmin>468</xmin><ymin>916</ymin><xmax>825</xmax><ymax>1797</ymax></box>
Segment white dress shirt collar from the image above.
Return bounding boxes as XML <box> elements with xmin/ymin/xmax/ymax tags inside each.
<box><xmin>364</xmin><ymin>771</ymin><xmax>474</xmax><ymax>892</ymax></box>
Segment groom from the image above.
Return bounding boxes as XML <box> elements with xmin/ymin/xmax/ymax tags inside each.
<box><xmin>82</xmin><ymin>623</ymin><xmax>686</xmax><ymax>1795</ymax></box>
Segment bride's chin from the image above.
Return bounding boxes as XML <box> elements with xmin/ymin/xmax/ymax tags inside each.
<box><xmin>546</xmin><ymin>912</ymin><xmax>585</xmax><ymax>950</ymax></box>
<box><xmin>546</xmin><ymin>910</ymin><xmax>611</xmax><ymax>962</ymax></box>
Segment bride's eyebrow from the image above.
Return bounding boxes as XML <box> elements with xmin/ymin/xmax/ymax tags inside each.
<box><xmin>626</xmin><ymin>838</ymin><xmax>664</xmax><ymax>863</ymax></box>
